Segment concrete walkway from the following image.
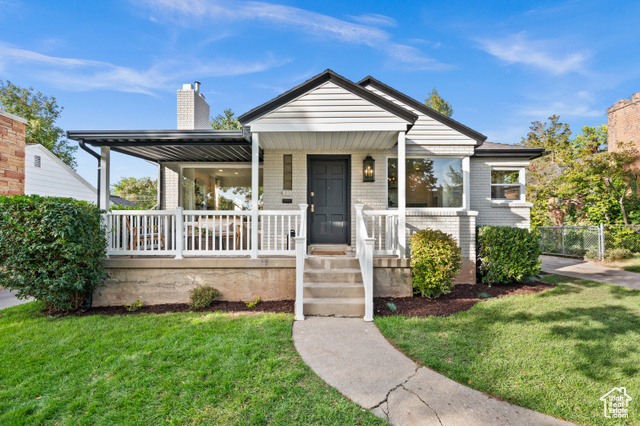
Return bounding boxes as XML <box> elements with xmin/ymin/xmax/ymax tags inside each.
<box><xmin>541</xmin><ymin>255</ymin><xmax>640</xmax><ymax>290</ymax></box>
<box><xmin>293</xmin><ymin>317</ymin><xmax>571</xmax><ymax>425</ymax></box>
<box><xmin>0</xmin><ymin>289</ymin><xmax>33</xmax><ymax>310</ymax></box>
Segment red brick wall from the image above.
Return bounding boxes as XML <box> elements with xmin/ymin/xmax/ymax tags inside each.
<box><xmin>607</xmin><ymin>92</ymin><xmax>640</xmax><ymax>167</ymax></box>
<box><xmin>0</xmin><ymin>111</ymin><xmax>27</xmax><ymax>196</ymax></box>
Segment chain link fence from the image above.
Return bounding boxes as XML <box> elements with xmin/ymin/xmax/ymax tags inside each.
<box><xmin>535</xmin><ymin>224</ymin><xmax>640</xmax><ymax>260</ymax></box>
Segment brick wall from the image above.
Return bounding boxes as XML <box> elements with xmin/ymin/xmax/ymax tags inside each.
<box><xmin>608</xmin><ymin>92</ymin><xmax>640</xmax><ymax>167</ymax></box>
<box><xmin>470</xmin><ymin>156</ymin><xmax>532</xmax><ymax>229</ymax></box>
<box><xmin>161</xmin><ymin>165</ymin><xmax>179</xmax><ymax>209</ymax></box>
<box><xmin>0</xmin><ymin>110</ymin><xmax>27</xmax><ymax>196</ymax></box>
<box><xmin>177</xmin><ymin>84</ymin><xmax>210</xmax><ymax>130</ymax></box>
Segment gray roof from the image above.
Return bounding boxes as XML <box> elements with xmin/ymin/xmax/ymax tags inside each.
<box><xmin>358</xmin><ymin>76</ymin><xmax>487</xmax><ymax>144</ymax></box>
<box><xmin>238</xmin><ymin>69</ymin><xmax>419</xmax><ymax>126</ymax></box>
<box><xmin>474</xmin><ymin>141</ymin><xmax>546</xmax><ymax>159</ymax></box>
<box><xmin>110</xmin><ymin>195</ymin><xmax>139</xmax><ymax>208</ymax></box>
<box><xmin>67</xmin><ymin>129</ymin><xmax>259</xmax><ymax>163</ymax></box>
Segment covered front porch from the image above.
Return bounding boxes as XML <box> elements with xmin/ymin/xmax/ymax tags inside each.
<box><xmin>68</xmin><ymin>127</ymin><xmax>413</xmax><ymax>321</ymax></box>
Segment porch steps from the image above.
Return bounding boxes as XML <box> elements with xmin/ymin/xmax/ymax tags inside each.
<box><xmin>303</xmin><ymin>256</ymin><xmax>365</xmax><ymax>317</ymax></box>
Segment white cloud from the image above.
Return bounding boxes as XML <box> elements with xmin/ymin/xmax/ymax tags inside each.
<box><xmin>0</xmin><ymin>42</ymin><xmax>288</xmax><ymax>95</ymax></box>
<box><xmin>349</xmin><ymin>13</ymin><xmax>396</xmax><ymax>27</ymax></box>
<box><xmin>519</xmin><ymin>101</ymin><xmax>602</xmax><ymax>118</ymax></box>
<box><xmin>137</xmin><ymin>0</ymin><xmax>449</xmax><ymax>70</ymax></box>
<box><xmin>477</xmin><ymin>32</ymin><xmax>591</xmax><ymax>74</ymax></box>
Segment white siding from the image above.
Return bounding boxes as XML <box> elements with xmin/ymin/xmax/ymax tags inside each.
<box><xmin>251</xmin><ymin>82</ymin><xmax>409</xmax><ymax>127</ymax></box>
<box><xmin>258</xmin><ymin>131</ymin><xmax>398</xmax><ymax>150</ymax></box>
<box><xmin>364</xmin><ymin>85</ymin><xmax>476</xmax><ymax>146</ymax></box>
<box><xmin>25</xmin><ymin>144</ymin><xmax>97</xmax><ymax>203</ymax></box>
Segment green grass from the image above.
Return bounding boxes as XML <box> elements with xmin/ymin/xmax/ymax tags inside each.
<box><xmin>600</xmin><ymin>254</ymin><xmax>640</xmax><ymax>274</ymax></box>
<box><xmin>0</xmin><ymin>304</ymin><xmax>384</xmax><ymax>425</ymax></box>
<box><xmin>376</xmin><ymin>275</ymin><xmax>640</xmax><ymax>426</ymax></box>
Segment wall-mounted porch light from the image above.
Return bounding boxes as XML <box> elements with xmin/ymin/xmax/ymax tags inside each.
<box><xmin>363</xmin><ymin>155</ymin><xmax>375</xmax><ymax>182</ymax></box>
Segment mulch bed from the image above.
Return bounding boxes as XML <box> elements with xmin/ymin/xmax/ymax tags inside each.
<box><xmin>68</xmin><ymin>281</ymin><xmax>553</xmax><ymax>318</ymax></box>
<box><xmin>374</xmin><ymin>281</ymin><xmax>554</xmax><ymax>317</ymax></box>
<box><xmin>70</xmin><ymin>300</ymin><xmax>294</xmax><ymax>317</ymax></box>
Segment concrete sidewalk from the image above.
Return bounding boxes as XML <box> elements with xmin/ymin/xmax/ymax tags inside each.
<box><xmin>0</xmin><ymin>289</ymin><xmax>33</xmax><ymax>310</ymax></box>
<box><xmin>293</xmin><ymin>317</ymin><xmax>572</xmax><ymax>425</ymax></box>
<box><xmin>541</xmin><ymin>255</ymin><xmax>640</xmax><ymax>290</ymax></box>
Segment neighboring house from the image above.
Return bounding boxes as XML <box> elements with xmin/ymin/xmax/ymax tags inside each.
<box><xmin>0</xmin><ymin>109</ymin><xmax>27</xmax><ymax>196</ymax></box>
<box><xmin>68</xmin><ymin>70</ymin><xmax>543</xmax><ymax>319</ymax></box>
<box><xmin>608</xmin><ymin>92</ymin><xmax>640</xmax><ymax>168</ymax></box>
<box><xmin>26</xmin><ymin>143</ymin><xmax>97</xmax><ymax>202</ymax></box>
<box><xmin>25</xmin><ymin>143</ymin><xmax>139</xmax><ymax>208</ymax></box>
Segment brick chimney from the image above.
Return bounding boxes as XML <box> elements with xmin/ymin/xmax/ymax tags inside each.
<box><xmin>177</xmin><ymin>81</ymin><xmax>210</xmax><ymax>130</ymax></box>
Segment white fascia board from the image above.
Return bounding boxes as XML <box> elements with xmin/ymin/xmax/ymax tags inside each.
<box><xmin>250</xmin><ymin>123</ymin><xmax>408</xmax><ymax>132</ymax></box>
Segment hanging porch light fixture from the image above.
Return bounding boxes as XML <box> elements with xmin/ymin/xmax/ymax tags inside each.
<box><xmin>363</xmin><ymin>154</ymin><xmax>375</xmax><ymax>182</ymax></box>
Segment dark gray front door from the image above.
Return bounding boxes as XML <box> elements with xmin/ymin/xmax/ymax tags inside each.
<box><xmin>308</xmin><ymin>156</ymin><xmax>350</xmax><ymax>245</ymax></box>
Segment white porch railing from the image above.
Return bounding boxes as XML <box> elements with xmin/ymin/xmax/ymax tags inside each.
<box><xmin>106</xmin><ymin>210</ymin><xmax>179</xmax><ymax>256</ymax></box>
<box><xmin>361</xmin><ymin>210</ymin><xmax>400</xmax><ymax>256</ymax></box>
<box><xmin>355</xmin><ymin>205</ymin><xmax>375</xmax><ymax>322</ymax></box>
<box><xmin>105</xmin><ymin>206</ymin><xmax>307</xmax><ymax>258</ymax></box>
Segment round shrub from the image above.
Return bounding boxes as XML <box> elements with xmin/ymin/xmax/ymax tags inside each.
<box><xmin>410</xmin><ymin>229</ymin><xmax>462</xmax><ymax>298</ymax></box>
<box><xmin>189</xmin><ymin>285</ymin><xmax>219</xmax><ymax>309</ymax></box>
<box><xmin>477</xmin><ymin>226</ymin><xmax>541</xmax><ymax>285</ymax></box>
<box><xmin>0</xmin><ymin>195</ymin><xmax>108</xmax><ymax>312</ymax></box>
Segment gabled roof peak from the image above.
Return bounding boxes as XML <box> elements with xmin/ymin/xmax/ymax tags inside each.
<box><xmin>358</xmin><ymin>75</ymin><xmax>487</xmax><ymax>143</ymax></box>
<box><xmin>238</xmin><ymin>69</ymin><xmax>418</xmax><ymax>125</ymax></box>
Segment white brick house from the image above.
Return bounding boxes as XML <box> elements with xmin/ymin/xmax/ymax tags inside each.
<box><xmin>68</xmin><ymin>70</ymin><xmax>543</xmax><ymax>320</ymax></box>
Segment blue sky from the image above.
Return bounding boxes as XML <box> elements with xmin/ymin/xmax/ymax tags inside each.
<box><xmin>1</xmin><ymin>0</ymin><xmax>639</xmax><ymax>187</ymax></box>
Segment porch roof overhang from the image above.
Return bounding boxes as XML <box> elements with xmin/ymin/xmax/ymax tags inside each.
<box><xmin>473</xmin><ymin>142</ymin><xmax>547</xmax><ymax>159</ymax></box>
<box><xmin>66</xmin><ymin>129</ymin><xmax>261</xmax><ymax>163</ymax></box>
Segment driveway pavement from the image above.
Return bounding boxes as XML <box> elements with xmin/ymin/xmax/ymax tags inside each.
<box><xmin>294</xmin><ymin>317</ymin><xmax>572</xmax><ymax>425</ymax></box>
<box><xmin>541</xmin><ymin>255</ymin><xmax>640</xmax><ymax>290</ymax></box>
<box><xmin>0</xmin><ymin>289</ymin><xmax>33</xmax><ymax>310</ymax></box>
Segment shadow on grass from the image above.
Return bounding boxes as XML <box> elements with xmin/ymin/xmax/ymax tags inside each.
<box><xmin>472</xmin><ymin>278</ymin><xmax>640</xmax><ymax>382</ymax></box>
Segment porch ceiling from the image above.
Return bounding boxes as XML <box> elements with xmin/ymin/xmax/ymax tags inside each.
<box><xmin>258</xmin><ymin>131</ymin><xmax>399</xmax><ymax>150</ymax></box>
<box><xmin>67</xmin><ymin>130</ymin><xmax>261</xmax><ymax>162</ymax></box>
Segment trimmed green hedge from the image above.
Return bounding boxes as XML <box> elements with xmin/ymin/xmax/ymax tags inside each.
<box><xmin>0</xmin><ymin>195</ymin><xmax>108</xmax><ymax>311</ymax></box>
<box><xmin>477</xmin><ymin>226</ymin><xmax>541</xmax><ymax>284</ymax></box>
<box><xmin>410</xmin><ymin>229</ymin><xmax>462</xmax><ymax>298</ymax></box>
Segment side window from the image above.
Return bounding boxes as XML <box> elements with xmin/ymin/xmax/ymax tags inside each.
<box><xmin>490</xmin><ymin>169</ymin><xmax>522</xmax><ymax>200</ymax></box>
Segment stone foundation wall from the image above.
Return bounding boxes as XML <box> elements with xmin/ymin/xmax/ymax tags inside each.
<box><xmin>97</xmin><ymin>257</ymin><xmax>413</xmax><ymax>306</ymax></box>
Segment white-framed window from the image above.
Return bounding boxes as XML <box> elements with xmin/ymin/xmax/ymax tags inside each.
<box><xmin>387</xmin><ymin>156</ymin><xmax>465</xmax><ymax>208</ymax></box>
<box><xmin>34</xmin><ymin>155</ymin><xmax>41</xmax><ymax>168</ymax></box>
<box><xmin>178</xmin><ymin>163</ymin><xmax>263</xmax><ymax>210</ymax></box>
<box><xmin>490</xmin><ymin>168</ymin><xmax>525</xmax><ymax>201</ymax></box>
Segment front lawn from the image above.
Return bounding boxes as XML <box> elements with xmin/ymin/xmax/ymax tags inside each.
<box><xmin>0</xmin><ymin>304</ymin><xmax>383</xmax><ymax>425</ymax></box>
<box><xmin>376</xmin><ymin>275</ymin><xmax>640</xmax><ymax>426</ymax></box>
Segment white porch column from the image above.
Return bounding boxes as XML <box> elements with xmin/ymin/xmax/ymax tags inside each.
<box><xmin>251</xmin><ymin>132</ymin><xmax>260</xmax><ymax>259</ymax></box>
<box><xmin>462</xmin><ymin>156</ymin><xmax>471</xmax><ymax>210</ymax></box>
<box><xmin>99</xmin><ymin>146</ymin><xmax>110</xmax><ymax>210</ymax></box>
<box><xmin>397</xmin><ymin>131</ymin><xmax>406</xmax><ymax>258</ymax></box>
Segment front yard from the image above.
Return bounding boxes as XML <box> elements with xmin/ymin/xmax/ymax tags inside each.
<box><xmin>376</xmin><ymin>275</ymin><xmax>640</xmax><ymax>425</ymax></box>
<box><xmin>0</xmin><ymin>304</ymin><xmax>383</xmax><ymax>425</ymax></box>
<box><xmin>596</xmin><ymin>254</ymin><xmax>640</xmax><ymax>273</ymax></box>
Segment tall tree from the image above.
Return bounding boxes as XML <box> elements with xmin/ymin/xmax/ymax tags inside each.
<box><xmin>424</xmin><ymin>87</ymin><xmax>453</xmax><ymax>117</ymax></box>
<box><xmin>570</xmin><ymin>124</ymin><xmax>608</xmax><ymax>157</ymax></box>
<box><xmin>0</xmin><ymin>80</ymin><xmax>78</xmax><ymax>169</ymax></box>
<box><xmin>520</xmin><ymin>115</ymin><xmax>572</xmax><ymax>226</ymax></box>
<box><xmin>111</xmin><ymin>177</ymin><xmax>158</xmax><ymax>209</ymax></box>
<box><xmin>210</xmin><ymin>108</ymin><xmax>242</xmax><ymax>130</ymax></box>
